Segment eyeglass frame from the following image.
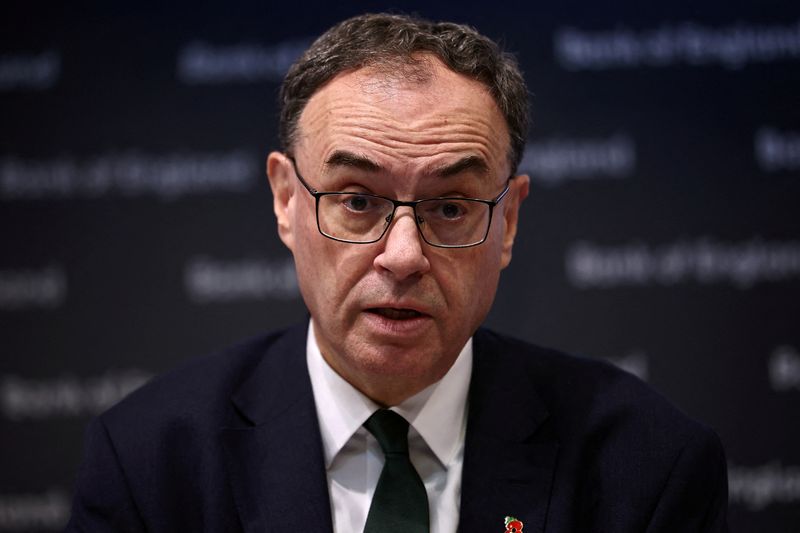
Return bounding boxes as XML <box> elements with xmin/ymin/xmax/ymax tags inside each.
<box><xmin>287</xmin><ymin>156</ymin><xmax>514</xmax><ymax>249</ymax></box>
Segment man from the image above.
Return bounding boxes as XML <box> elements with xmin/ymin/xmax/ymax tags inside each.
<box><xmin>66</xmin><ymin>13</ymin><xmax>729</xmax><ymax>533</ymax></box>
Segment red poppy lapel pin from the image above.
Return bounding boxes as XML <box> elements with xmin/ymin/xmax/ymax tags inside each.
<box><xmin>504</xmin><ymin>516</ymin><xmax>523</xmax><ymax>532</ymax></box>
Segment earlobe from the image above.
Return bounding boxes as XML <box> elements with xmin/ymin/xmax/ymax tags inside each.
<box><xmin>500</xmin><ymin>174</ymin><xmax>530</xmax><ymax>268</ymax></box>
<box><xmin>266</xmin><ymin>151</ymin><xmax>296</xmax><ymax>252</ymax></box>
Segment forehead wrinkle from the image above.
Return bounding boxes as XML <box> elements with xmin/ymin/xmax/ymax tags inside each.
<box><xmin>328</xmin><ymin>113</ymin><xmax>506</xmax><ymax>156</ymax></box>
<box><xmin>309</xmin><ymin>112</ymin><xmax>505</xmax><ymax>162</ymax></box>
<box><xmin>297</xmin><ymin>66</ymin><xmax>511</xmax><ymax>175</ymax></box>
<box><xmin>302</xmin><ymin>82</ymin><xmax>504</xmax><ymax>138</ymax></box>
<box><xmin>339</xmin><ymin>105</ymin><xmax>507</xmax><ymax>159</ymax></box>
<box><xmin>326</xmin><ymin>136</ymin><xmax>500</xmax><ymax>172</ymax></box>
<box><xmin>326</xmin><ymin>105</ymin><xmax>503</xmax><ymax>138</ymax></box>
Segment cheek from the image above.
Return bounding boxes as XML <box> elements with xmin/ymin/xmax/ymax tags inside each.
<box><xmin>292</xmin><ymin>224</ymin><xmax>371</xmax><ymax>313</ymax></box>
<box><xmin>290</xmin><ymin>206</ymin><xmax>335</xmax><ymax>310</ymax></box>
<box><xmin>437</xmin><ymin>249</ymin><xmax>502</xmax><ymax>324</ymax></box>
<box><xmin>471</xmin><ymin>254</ymin><xmax>502</xmax><ymax>307</ymax></box>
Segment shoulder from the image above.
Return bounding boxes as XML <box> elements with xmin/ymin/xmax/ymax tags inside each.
<box><xmin>67</xmin><ymin>323</ymin><xmax>310</xmax><ymax>529</ymax></box>
<box><xmin>472</xmin><ymin>328</ymin><xmax>728</xmax><ymax>529</ymax></box>
<box><xmin>473</xmin><ymin>327</ymin><xmax>723</xmax><ymax>456</ymax></box>
<box><xmin>98</xmin><ymin>322</ymin><xmax>307</xmax><ymax>440</ymax></box>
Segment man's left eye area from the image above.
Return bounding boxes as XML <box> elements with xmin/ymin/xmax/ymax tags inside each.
<box><xmin>439</xmin><ymin>202</ymin><xmax>463</xmax><ymax>219</ymax></box>
<box><xmin>423</xmin><ymin>200</ymin><xmax>467</xmax><ymax>220</ymax></box>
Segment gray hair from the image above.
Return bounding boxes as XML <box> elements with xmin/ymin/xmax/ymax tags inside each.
<box><xmin>279</xmin><ymin>13</ymin><xmax>530</xmax><ymax>172</ymax></box>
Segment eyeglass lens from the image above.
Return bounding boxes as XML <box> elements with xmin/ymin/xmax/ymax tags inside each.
<box><xmin>317</xmin><ymin>193</ymin><xmax>491</xmax><ymax>246</ymax></box>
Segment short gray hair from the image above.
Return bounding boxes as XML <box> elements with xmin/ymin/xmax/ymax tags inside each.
<box><xmin>279</xmin><ymin>13</ymin><xmax>530</xmax><ymax>172</ymax></box>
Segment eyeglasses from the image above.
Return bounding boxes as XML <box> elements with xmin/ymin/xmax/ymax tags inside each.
<box><xmin>289</xmin><ymin>157</ymin><xmax>512</xmax><ymax>248</ymax></box>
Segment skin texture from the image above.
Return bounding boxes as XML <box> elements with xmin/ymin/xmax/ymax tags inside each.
<box><xmin>267</xmin><ymin>56</ymin><xmax>529</xmax><ymax>406</ymax></box>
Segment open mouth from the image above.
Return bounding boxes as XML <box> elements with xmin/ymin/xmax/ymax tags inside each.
<box><xmin>367</xmin><ymin>307</ymin><xmax>424</xmax><ymax>320</ymax></box>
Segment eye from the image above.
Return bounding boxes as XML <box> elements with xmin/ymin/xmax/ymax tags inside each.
<box><xmin>417</xmin><ymin>199</ymin><xmax>472</xmax><ymax>224</ymax></box>
<box><xmin>343</xmin><ymin>194</ymin><xmax>370</xmax><ymax>212</ymax></box>
<box><xmin>439</xmin><ymin>202</ymin><xmax>464</xmax><ymax>219</ymax></box>
<box><xmin>424</xmin><ymin>199</ymin><xmax>469</xmax><ymax>221</ymax></box>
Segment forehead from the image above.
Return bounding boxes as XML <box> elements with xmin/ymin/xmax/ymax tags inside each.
<box><xmin>295</xmin><ymin>57</ymin><xmax>511</xmax><ymax>175</ymax></box>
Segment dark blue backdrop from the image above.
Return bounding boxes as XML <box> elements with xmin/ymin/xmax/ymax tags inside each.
<box><xmin>1</xmin><ymin>2</ymin><xmax>799</xmax><ymax>531</ymax></box>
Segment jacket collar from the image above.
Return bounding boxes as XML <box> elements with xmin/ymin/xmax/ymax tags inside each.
<box><xmin>221</xmin><ymin>322</ymin><xmax>333</xmax><ymax>533</ymax></box>
<box><xmin>220</xmin><ymin>324</ymin><xmax>558</xmax><ymax>533</ymax></box>
<box><xmin>458</xmin><ymin>328</ymin><xmax>558</xmax><ymax>533</ymax></box>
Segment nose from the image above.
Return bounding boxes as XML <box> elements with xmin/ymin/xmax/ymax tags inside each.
<box><xmin>373</xmin><ymin>207</ymin><xmax>431</xmax><ymax>280</ymax></box>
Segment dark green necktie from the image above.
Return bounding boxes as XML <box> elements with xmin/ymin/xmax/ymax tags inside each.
<box><xmin>363</xmin><ymin>409</ymin><xmax>429</xmax><ymax>533</ymax></box>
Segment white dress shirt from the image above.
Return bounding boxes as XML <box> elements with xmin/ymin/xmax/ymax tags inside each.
<box><xmin>306</xmin><ymin>321</ymin><xmax>472</xmax><ymax>533</ymax></box>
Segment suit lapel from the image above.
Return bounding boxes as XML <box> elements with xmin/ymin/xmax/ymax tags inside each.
<box><xmin>221</xmin><ymin>323</ymin><xmax>333</xmax><ymax>533</ymax></box>
<box><xmin>459</xmin><ymin>330</ymin><xmax>559</xmax><ymax>533</ymax></box>
<box><xmin>219</xmin><ymin>324</ymin><xmax>558</xmax><ymax>532</ymax></box>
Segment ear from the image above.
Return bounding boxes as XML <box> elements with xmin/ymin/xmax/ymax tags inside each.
<box><xmin>499</xmin><ymin>173</ymin><xmax>530</xmax><ymax>269</ymax></box>
<box><xmin>266</xmin><ymin>151</ymin><xmax>296</xmax><ymax>252</ymax></box>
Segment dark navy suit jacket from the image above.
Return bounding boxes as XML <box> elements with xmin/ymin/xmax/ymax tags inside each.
<box><xmin>66</xmin><ymin>322</ymin><xmax>728</xmax><ymax>532</ymax></box>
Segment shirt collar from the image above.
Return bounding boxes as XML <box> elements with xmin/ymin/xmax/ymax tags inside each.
<box><xmin>306</xmin><ymin>319</ymin><xmax>472</xmax><ymax>469</ymax></box>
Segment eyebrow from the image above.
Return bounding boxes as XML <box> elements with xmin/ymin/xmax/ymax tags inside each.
<box><xmin>324</xmin><ymin>150</ymin><xmax>382</xmax><ymax>172</ymax></box>
<box><xmin>430</xmin><ymin>155</ymin><xmax>489</xmax><ymax>178</ymax></box>
<box><xmin>324</xmin><ymin>150</ymin><xmax>490</xmax><ymax>179</ymax></box>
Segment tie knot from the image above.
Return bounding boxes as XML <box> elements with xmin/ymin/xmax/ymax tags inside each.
<box><xmin>364</xmin><ymin>409</ymin><xmax>410</xmax><ymax>456</ymax></box>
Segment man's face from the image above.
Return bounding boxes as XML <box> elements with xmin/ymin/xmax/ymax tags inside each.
<box><xmin>267</xmin><ymin>57</ymin><xmax>529</xmax><ymax>405</ymax></box>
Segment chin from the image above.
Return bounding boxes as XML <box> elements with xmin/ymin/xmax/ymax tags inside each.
<box><xmin>354</xmin><ymin>347</ymin><xmax>440</xmax><ymax>379</ymax></box>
